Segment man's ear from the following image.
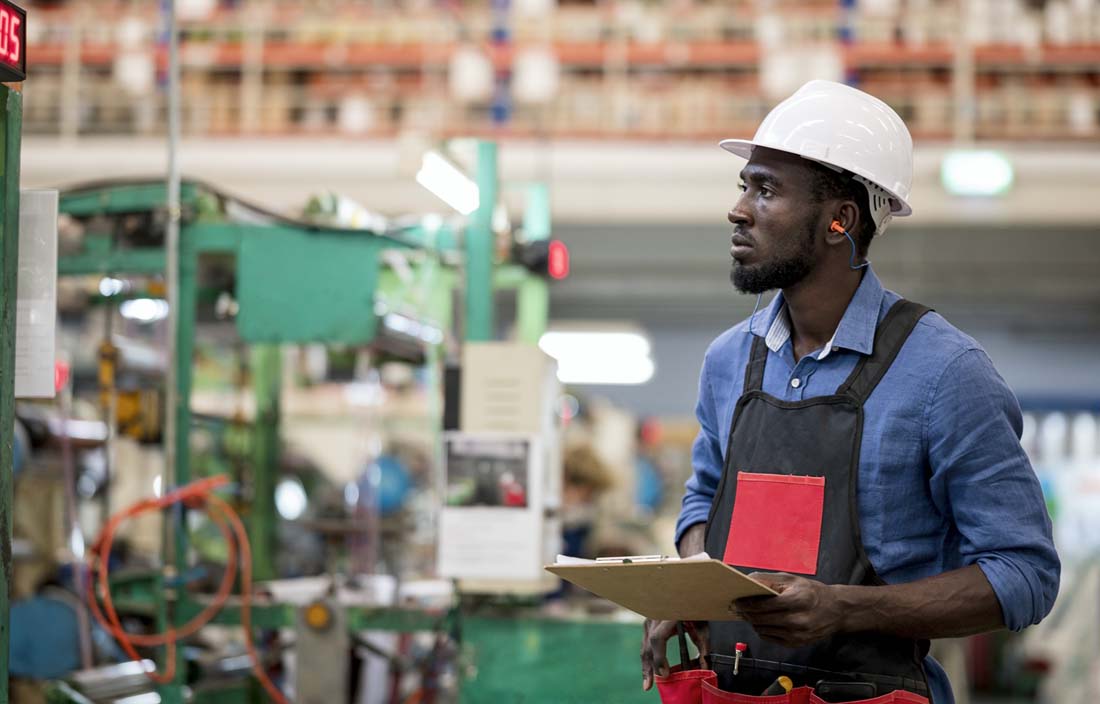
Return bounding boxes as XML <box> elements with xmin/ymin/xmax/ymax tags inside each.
<box><xmin>825</xmin><ymin>201</ymin><xmax>861</xmax><ymax>245</ymax></box>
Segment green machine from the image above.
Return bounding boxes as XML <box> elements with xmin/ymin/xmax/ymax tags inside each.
<box><xmin>46</xmin><ymin>144</ymin><xmax>649</xmax><ymax>704</ymax></box>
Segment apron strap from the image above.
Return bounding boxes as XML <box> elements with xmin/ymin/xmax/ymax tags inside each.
<box><xmin>837</xmin><ymin>299</ymin><xmax>932</xmax><ymax>404</ymax></box>
<box><xmin>743</xmin><ymin>335</ymin><xmax>769</xmax><ymax>392</ymax></box>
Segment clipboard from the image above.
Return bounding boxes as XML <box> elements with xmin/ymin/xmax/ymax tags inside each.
<box><xmin>545</xmin><ymin>554</ymin><xmax>778</xmax><ymax>621</ymax></box>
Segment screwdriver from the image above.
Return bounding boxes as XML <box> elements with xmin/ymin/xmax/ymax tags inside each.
<box><xmin>761</xmin><ymin>676</ymin><xmax>793</xmax><ymax>695</ymax></box>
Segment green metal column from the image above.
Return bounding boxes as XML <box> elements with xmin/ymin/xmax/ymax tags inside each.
<box><xmin>516</xmin><ymin>277</ymin><xmax>549</xmax><ymax>346</ymax></box>
<box><xmin>172</xmin><ymin>229</ymin><xmax>198</xmax><ymax>490</ymax></box>
<box><xmin>464</xmin><ymin>141</ymin><xmax>497</xmax><ymax>342</ymax></box>
<box><xmin>249</xmin><ymin>344</ymin><xmax>280</xmax><ymax>582</ymax></box>
<box><xmin>516</xmin><ymin>183</ymin><xmax>551</xmax><ymax>345</ymax></box>
<box><xmin>159</xmin><ymin>222</ymin><xmax>198</xmax><ymax>704</ymax></box>
<box><xmin>0</xmin><ymin>85</ymin><xmax>21</xmax><ymax>704</ymax></box>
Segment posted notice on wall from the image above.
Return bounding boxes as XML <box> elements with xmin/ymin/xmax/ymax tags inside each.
<box><xmin>15</xmin><ymin>190</ymin><xmax>58</xmax><ymax>399</ymax></box>
<box><xmin>438</xmin><ymin>433</ymin><xmax>547</xmax><ymax>581</ymax></box>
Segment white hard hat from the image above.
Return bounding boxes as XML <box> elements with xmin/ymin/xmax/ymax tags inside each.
<box><xmin>720</xmin><ymin>80</ymin><xmax>914</xmax><ymax>231</ymax></box>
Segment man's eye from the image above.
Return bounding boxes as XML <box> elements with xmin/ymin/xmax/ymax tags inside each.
<box><xmin>760</xmin><ymin>187</ymin><xmax>775</xmax><ymax>199</ymax></box>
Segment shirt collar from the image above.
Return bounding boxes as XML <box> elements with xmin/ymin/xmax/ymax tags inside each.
<box><xmin>748</xmin><ymin>267</ymin><xmax>886</xmax><ymax>358</ymax></box>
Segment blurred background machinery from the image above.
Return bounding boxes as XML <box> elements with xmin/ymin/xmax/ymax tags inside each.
<box><xmin>0</xmin><ymin>1</ymin><xmax>1098</xmax><ymax>703</ymax></box>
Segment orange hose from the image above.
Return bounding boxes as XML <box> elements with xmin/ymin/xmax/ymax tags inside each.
<box><xmin>207</xmin><ymin>492</ymin><xmax>290</xmax><ymax>704</ymax></box>
<box><xmin>86</xmin><ymin>475</ymin><xmax>290</xmax><ymax>703</ymax></box>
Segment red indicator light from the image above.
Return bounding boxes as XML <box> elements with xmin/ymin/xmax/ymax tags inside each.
<box><xmin>548</xmin><ymin>240</ymin><xmax>569</xmax><ymax>280</ymax></box>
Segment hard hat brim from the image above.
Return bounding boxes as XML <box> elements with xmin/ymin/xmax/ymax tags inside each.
<box><xmin>718</xmin><ymin>139</ymin><xmax>912</xmax><ymax>217</ymax></box>
<box><xmin>718</xmin><ymin>139</ymin><xmax>754</xmax><ymax>161</ymax></box>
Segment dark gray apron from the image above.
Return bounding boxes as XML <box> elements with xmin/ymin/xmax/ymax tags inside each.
<box><xmin>703</xmin><ymin>299</ymin><xmax>933</xmax><ymax>701</ymax></box>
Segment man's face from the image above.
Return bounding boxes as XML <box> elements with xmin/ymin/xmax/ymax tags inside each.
<box><xmin>728</xmin><ymin>147</ymin><xmax>822</xmax><ymax>294</ymax></box>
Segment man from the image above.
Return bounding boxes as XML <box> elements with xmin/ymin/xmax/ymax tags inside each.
<box><xmin>640</xmin><ymin>81</ymin><xmax>1059</xmax><ymax>703</ymax></box>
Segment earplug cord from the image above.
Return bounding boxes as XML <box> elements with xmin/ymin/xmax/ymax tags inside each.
<box><xmin>831</xmin><ymin>221</ymin><xmax>869</xmax><ymax>271</ymax></box>
<box><xmin>746</xmin><ymin>221</ymin><xmax>864</xmax><ymax>329</ymax></box>
<box><xmin>748</xmin><ymin>292</ymin><xmax>764</xmax><ymax>331</ymax></box>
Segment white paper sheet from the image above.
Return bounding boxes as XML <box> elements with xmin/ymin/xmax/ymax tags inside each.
<box><xmin>553</xmin><ymin>551</ymin><xmax>711</xmax><ymax>565</ymax></box>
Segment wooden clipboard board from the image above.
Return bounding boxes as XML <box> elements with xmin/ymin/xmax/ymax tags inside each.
<box><xmin>545</xmin><ymin>558</ymin><xmax>777</xmax><ymax>621</ymax></box>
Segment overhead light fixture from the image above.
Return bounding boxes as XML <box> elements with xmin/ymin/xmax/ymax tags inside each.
<box><xmin>941</xmin><ymin>150</ymin><xmax>1014</xmax><ymax>197</ymax></box>
<box><xmin>119</xmin><ymin>298</ymin><xmax>170</xmax><ymax>323</ymax></box>
<box><xmin>416</xmin><ymin>151</ymin><xmax>480</xmax><ymax>215</ymax></box>
<box><xmin>538</xmin><ymin>330</ymin><xmax>656</xmax><ymax>385</ymax></box>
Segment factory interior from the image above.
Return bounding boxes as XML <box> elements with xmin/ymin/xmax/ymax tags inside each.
<box><xmin>2</xmin><ymin>0</ymin><xmax>1100</xmax><ymax>702</ymax></box>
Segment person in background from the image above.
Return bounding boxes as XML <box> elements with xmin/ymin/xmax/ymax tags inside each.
<box><xmin>561</xmin><ymin>445</ymin><xmax>614</xmax><ymax>559</ymax></box>
<box><xmin>640</xmin><ymin>81</ymin><xmax>1060</xmax><ymax>703</ymax></box>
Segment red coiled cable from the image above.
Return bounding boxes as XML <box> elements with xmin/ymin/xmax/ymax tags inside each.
<box><xmin>86</xmin><ymin>474</ymin><xmax>290</xmax><ymax>704</ymax></box>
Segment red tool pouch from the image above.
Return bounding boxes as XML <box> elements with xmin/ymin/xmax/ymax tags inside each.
<box><xmin>656</xmin><ymin>666</ymin><xmax>719</xmax><ymax>704</ymax></box>
<box><xmin>655</xmin><ymin>625</ymin><xmax>717</xmax><ymax>704</ymax></box>
<box><xmin>702</xmin><ymin>680</ymin><xmax>815</xmax><ymax>703</ymax></box>
<box><xmin>701</xmin><ymin>681</ymin><xmax>929</xmax><ymax>704</ymax></box>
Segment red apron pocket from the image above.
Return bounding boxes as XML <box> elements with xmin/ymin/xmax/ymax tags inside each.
<box><xmin>809</xmin><ymin>690</ymin><xmax>929</xmax><ymax>704</ymax></box>
<box><xmin>723</xmin><ymin>472</ymin><xmax>825</xmax><ymax>575</ymax></box>
<box><xmin>656</xmin><ymin>667</ymin><xmax>718</xmax><ymax>704</ymax></box>
<box><xmin>701</xmin><ymin>680</ymin><xmax>814</xmax><ymax>704</ymax></box>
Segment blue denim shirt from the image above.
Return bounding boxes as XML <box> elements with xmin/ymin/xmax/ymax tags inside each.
<box><xmin>676</xmin><ymin>268</ymin><xmax>1060</xmax><ymax>704</ymax></box>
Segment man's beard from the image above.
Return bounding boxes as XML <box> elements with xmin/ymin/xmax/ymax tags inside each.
<box><xmin>730</xmin><ymin>224</ymin><xmax>816</xmax><ymax>295</ymax></box>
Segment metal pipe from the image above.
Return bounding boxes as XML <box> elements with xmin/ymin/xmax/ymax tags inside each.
<box><xmin>163</xmin><ymin>0</ymin><xmax>181</xmax><ymax>510</ymax></box>
<box><xmin>161</xmin><ymin>1</ymin><xmax>185</xmax><ymax>701</ymax></box>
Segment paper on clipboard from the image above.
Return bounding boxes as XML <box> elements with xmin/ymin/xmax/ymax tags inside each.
<box><xmin>545</xmin><ymin>552</ymin><xmax>778</xmax><ymax>621</ymax></box>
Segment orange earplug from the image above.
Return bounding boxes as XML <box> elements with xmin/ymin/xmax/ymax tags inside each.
<box><xmin>830</xmin><ymin>220</ymin><xmax>847</xmax><ymax>235</ymax></box>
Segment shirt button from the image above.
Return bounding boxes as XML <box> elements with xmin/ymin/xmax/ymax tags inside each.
<box><xmin>791</xmin><ymin>378</ymin><xmax>801</xmax><ymax>389</ymax></box>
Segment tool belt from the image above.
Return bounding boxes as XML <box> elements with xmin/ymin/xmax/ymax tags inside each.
<box><xmin>655</xmin><ymin>632</ymin><xmax>931</xmax><ymax>704</ymax></box>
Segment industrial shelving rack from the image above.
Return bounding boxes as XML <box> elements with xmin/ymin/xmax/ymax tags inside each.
<box><xmin>22</xmin><ymin>0</ymin><xmax>1100</xmax><ymax>142</ymax></box>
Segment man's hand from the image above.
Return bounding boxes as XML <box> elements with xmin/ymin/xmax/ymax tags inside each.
<box><xmin>734</xmin><ymin>572</ymin><xmax>845</xmax><ymax>649</ymax></box>
<box><xmin>737</xmin><ymin>565</ymin><xmax>1004</xmax><ymax>645</ymax></box>
<box><xmin>639</xmin><ymin>523</ymin><xmax>713</xmax><ymax>691</ymax></box>
<box><xmin>640</xmin><ymin>619</ymin><xmax>709</xmax><ymax>691</ymax></box>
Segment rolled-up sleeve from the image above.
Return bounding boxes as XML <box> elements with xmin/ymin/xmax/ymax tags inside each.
<box><xmin>925</xmin><ymin>348</ymin><xmax>1060</xmax><ymax>631</ymax></box>
<box><xmin>675</xmin><ymin>351</ymin><xmax>725</xmax><ymax>547</ymax></box>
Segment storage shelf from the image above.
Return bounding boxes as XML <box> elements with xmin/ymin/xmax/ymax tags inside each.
<box><xmin>32</xmin><ymin>39</ymin><xmax>1100</xmax><ymax>70</ymax></box>
<box><xmin>22</xmin><ymin>1</ymin><xmax>1100</xmax><ymax>141</ymax></box>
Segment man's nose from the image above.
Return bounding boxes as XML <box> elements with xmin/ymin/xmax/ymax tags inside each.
<box><xmin>728</xmin><ymin>199</ymin><xmax>752</xmax><ymax>228</ymax></box>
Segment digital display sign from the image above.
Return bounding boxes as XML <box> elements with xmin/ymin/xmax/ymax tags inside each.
<box><xmin>0</xmin><ymin>1</ymin><xmax>24</xmax><ymax>83</ymax></box>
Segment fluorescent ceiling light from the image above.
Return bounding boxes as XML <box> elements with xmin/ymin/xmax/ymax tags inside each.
<box><xmin>416</xmin><ymin>151</ymin><xmax>480</xmax><ymax>215</ymax></box>
<box><xmin>538</xmin><ymin>330</ymin><xmax>656</xmax><ymax>385</ymax></box>
<box><xmin>941</xmin><ymin>150</ymin><xmax>1014</xmax><ymax>197</ymax></box>
<box><xmin>119</xmin><ymin>298</ymin><xmax>170</xmax><ymax>323</ymax></box>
